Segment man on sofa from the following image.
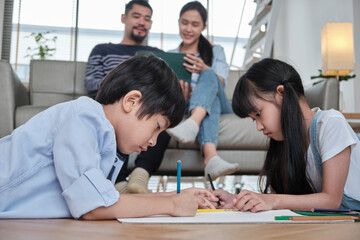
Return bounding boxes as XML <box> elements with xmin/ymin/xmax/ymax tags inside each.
<box><xmin>85</xmin><ymin>0</ymin><xmax>170</xmax><ymax>194</ymax></box>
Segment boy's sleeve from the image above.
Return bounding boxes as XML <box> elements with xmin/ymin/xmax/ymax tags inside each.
<box><xmin>53</xmin><ymin>109</ymin><xmax>119</xmax><ymax>219</ymax></box>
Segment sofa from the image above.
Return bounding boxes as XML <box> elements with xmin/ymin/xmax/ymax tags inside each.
<box><xmin>0</xmin><ymin>59</ymin><xmax>339</xmax><ymax>175</ymax></box>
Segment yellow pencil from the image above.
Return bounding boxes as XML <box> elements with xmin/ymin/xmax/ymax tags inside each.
<box><xmin>197</xmin><ymin>209</ymin><xmax>236</xmax><ymax>213</ymax></box>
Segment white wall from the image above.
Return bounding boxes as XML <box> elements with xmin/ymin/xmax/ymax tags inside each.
<box><xmin>353</xmin><ymin>0</ymin><xmax>360</xmax><ymax>112</ymax></box>
<box><xmin>0</xmin><ymin>0</ymin><xmax>5</xmax><ymax>58</ymax></box>
<box><xmin>274</xmin><ymin>0</ymin><xmax>358</xmax><ymax>112</ymax></box>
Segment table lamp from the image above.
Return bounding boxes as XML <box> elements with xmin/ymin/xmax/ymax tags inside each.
<box><xmin>321</xmin><ymin>22</ymin><xmax>354</xmax><ymax>78</ymax></box>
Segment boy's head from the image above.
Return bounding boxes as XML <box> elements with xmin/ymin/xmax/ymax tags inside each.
<box><xmin>96</xmin><ymin>54</ymin><xmax>185</xmax><ymax>129</ymax></box>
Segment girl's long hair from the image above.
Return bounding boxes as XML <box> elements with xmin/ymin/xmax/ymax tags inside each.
<box><xmin>232</xmin><ymin>58</ymin><xmax>316</xmax><ymax>194</ymax></box>
<box><xmin>179</xmin><ymin>1</ymin><xmax>213</xmax><ymax>66</ymax></box>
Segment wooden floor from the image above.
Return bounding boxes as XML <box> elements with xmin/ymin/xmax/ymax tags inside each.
<box><xmin>2</xmin><ymin>175</ymin><xmax>359</xmax><ymax>239</ymax></box>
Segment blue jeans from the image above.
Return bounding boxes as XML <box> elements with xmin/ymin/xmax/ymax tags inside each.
<box><xmin>187</xmin><ymin>69</ymin><xmax>233</xmax><ymax>147</ymax></box>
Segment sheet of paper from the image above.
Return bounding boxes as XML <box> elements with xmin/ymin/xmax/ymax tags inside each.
<box><xmin>118</xmin><ymin>209</ymin><xmax>304</xmax><ymax>224</ymax></box>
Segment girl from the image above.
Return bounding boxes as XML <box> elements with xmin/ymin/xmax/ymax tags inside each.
<box><xmin>215</xmin><ymin>58</ymin><xmax>360</xmax><ymax>212</ymax></box>
<box><xmin>166</xmin><ymin>1</ymin><xmax>239</xmax><ymax>180</ymax></box>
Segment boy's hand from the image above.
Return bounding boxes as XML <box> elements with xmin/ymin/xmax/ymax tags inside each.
<box><xmin>233</xmin><ymin>190</ymin><xmax>274</xmax><ymax>213</ymax></box>
<box><xmin>170</xmin><ymin>190</ymin><xmax>198</xmax><ymax>217</ymax></box>
<box><xmin>182</xmin><ymin>188</ymin><xmax>218</xmax><ymax>209</ymax></box>
<box><xmin>213</xmin><ymin>189</ymin><xmax>236</xmax><ymax>209</ymax></box>
<box><xmin>170</xmin><ymin>188</ymin><xmax>218</xmax><ymax>216</ymax></box>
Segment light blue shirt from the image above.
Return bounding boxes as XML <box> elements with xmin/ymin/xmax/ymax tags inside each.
<box><xmin>168</xmin><ymin>44</ymin><xmax>230</xmax><ymax>88</ymax></box>
<box><xmin>0</xmin><ymin>97</ymin><xmax>123</xmax><ymax>219</ymax></box>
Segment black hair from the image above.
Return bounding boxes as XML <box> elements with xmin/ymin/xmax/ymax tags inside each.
<box><xmin>96</xmin><ymin>54</ymin><xmax>185</xmax><ymax>128</ymax></box>
<box><xmin>125</xmin><ymin>0</ymin><xmax>153</xmax><ymax>15</ymax></box>
<box><xmin>232</xmin><ymin>58</ymin><xmax>316</xmax><ymax>195</ymax></box>
<box><xmin>179</xmin><ymin>1</ymin><xmax>213</xmax><ymax>66</ymax></box>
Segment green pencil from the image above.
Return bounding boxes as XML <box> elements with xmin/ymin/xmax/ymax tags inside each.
<box><xmin>275</xmin><ymin>216</ymin><xmax>359</xmax><ymax>221</ymax></box>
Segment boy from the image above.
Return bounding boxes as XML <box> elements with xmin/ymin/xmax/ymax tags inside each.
<box><xmin>0</xmin><ymin>55</ymin><xmax>216</xmax><ymax>219</ymax></box>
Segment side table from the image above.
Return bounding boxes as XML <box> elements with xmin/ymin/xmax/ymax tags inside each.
<box><xmin>343</xmin><ymin>113</ymin><xmax>360</xmax><ymax>133</ymax></box>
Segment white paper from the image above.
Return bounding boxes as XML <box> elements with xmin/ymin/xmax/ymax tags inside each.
<box><xmin>117</xmin><ymin>209</ymin><xmax>303</xmax><ymax>224</ymax></box>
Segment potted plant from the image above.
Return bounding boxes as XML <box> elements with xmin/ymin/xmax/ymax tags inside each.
<box><xmin>25</xmin><ymin>31</ymin><xmax>57</xmax><ymax>60</ymax></box>
<box><xmin>311</xmin><ymin>69</ymin><xmax>356</xmax><ymax>85</ymax></box>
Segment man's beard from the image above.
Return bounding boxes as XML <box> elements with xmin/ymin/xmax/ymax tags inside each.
<box><xmin>131</xmin><ymin>32</ymin><xmax>147</xmax><ymax>43</ymax></box>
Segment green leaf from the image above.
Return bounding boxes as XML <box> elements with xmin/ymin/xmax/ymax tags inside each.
<box><xmin>24</xmin><ymin>31</ymin><xmax>57</xmax><ymax>60</ymax></box>
<box><xmin>311</xmin><ymin>69</ymin><xmax>356</xmax><ymax>85</ymax></box>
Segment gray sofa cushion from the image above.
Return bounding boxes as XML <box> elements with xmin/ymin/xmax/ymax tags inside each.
<box><xmin>14</xmin><ymin>60</ymin><xmax>87</xmax><ymax>128</ymax></box>
<box><xmin>30</xmin><ymin>60</ymin><xmax>87</xmax><ymax>106</ymax></box>
<box><xmin>159</xmin><ymin>149</ymin><xmax>267</xmax><ymax>174</ymax></box>
<box><xmin>217</xmin><ymin>115</ymin><xmax>268</xmax><ymax>149</ymax></box>
<box><xmin>168</xmin><ymin>114</ymin><xmax>268</xmax><ymax>150</ymax></box>
<box><xmin>305</xmin><ymin>78</ymin><xmax>339</xmax><ymax>110</ymax></box>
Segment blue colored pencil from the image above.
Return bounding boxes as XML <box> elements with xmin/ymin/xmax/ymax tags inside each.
<box><xmin>177</xmin><ymin>160</ymin><xmax>181</xmax><ymax>194</ymax></box>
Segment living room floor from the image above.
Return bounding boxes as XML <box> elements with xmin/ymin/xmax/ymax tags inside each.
<box><xmin>148</xmin><ymin>175</ymin><xmax>260</xmax><ymax>194</ymax></box>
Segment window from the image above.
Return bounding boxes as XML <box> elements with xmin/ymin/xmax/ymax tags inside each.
<box><xmin>11</xmin><ymin>0</ymin><xmax>76</xmax><ymax>82</ymax></box>
<box><xmin>9</xmin><ymin>0</ymin><xmax>255</xmax><ymax>82</ymax></box>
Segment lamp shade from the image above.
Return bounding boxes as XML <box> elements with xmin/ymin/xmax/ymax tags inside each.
<box><xmin>321</xmin><ymin>22</ymin><xmax>354</xmax><ymax>76</ymax></box>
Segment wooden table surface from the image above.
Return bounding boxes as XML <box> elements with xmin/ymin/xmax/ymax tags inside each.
<box><xmin>1</xmin><ymin>219</ymin><xmax>359</xmax><ymax>240</ymax></box>
<box><xmin>342</xmin><ymin>113</ymin><xmax>360</xmax><ymax>119</ymax></box>
<box><xmin>343</xmin><ymin>113</ymin><xmax>360</xmax><ymax>133</ymax></box>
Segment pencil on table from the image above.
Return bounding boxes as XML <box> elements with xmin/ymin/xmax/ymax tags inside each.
<box><xmin>207</xmin><ymin>174</ymin><xmax>221</xmax><ymax>206</ymax></box>
<box><xmin>311</xmin><ymin>208</ymin><xmax>351</xmax><ymax>213</ymax></box>
<box><xmin>276</xmin><ymin>216</ymin><xmax>359</xmax><ymax>221</ymax></box>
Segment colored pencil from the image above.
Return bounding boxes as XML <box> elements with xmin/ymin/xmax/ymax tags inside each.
<box><xmin>275</xmin><ymin>216</ymin><xmax>359</xmax><ymax>221</ymax></box>
<box><xmin>177</xmin><ymin>160</ymin><xmax>181</xmax><ymax>194</ymax></box>
<box><xmin>311</xmin><ymin>208</ymin><xmax>351</xmax><ymax>213</ymax></box>
<box><xmin>207</xmin><ymin>174</ymin><xmax>221</xmax><ymax>206</ymax></box>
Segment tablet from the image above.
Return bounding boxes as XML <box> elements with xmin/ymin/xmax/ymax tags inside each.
<box><xmin>136</xmin><ymin>50</ymin><xmax>191</xmax><ymax>84</ymax></box>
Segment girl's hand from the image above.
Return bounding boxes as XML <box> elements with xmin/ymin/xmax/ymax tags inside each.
<box><xmin>183</xmin><ymin>54</ymin><xmax>209</xmax><ymax>74</ymax></box>
<box><xmin>233</xmin><ymin>190</ymin><xmax>275</xmax><ymax>213</ymax></box>
<box><xmin>213</xmin><ymin>189</ymin><xmax>236</xmax><ymax>209</ymax></box>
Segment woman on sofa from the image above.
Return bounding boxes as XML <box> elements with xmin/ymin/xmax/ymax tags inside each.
<box><xmin>166</xmin><ymin>1</ymin><xmax>239</xmax><ymax>180</ymax></box>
